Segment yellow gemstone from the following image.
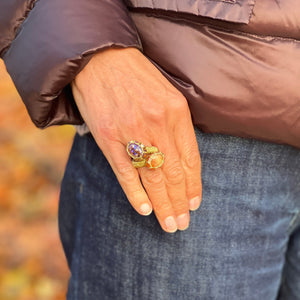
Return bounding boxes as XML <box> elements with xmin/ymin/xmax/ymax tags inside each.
<box><xmin>146</xmin><ymin>152</ymin><xmax>164</xmax><ymax>169</ymax></box>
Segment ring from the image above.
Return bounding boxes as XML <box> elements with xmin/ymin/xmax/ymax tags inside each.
<box><xmin>127</xmin><ymin>141</ymin><xmax>165</xmax><ymax>169</ymax></box>
<box><xmin>126</xmin><ymin>141</ymin><xmax>158</xmax><ymax>159</ymax></box>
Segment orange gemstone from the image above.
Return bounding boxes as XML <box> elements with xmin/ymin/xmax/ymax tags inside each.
<box><xmin>146</xmin><ymin>152</ymin><xmax>164</xmax><ymax>169</ymax></box>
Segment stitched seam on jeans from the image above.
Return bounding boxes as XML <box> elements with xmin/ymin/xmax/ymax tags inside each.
<box><xmin>68</xmin><ymin>180</ymin><xmax>85</xmax><ymax>300</ymax></box>
<box><xmin>288</xmin><ymin>209</ymin><xmax>300</xmax><ymax>234</ymax></box>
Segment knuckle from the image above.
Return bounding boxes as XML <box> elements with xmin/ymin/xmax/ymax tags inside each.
<box><xmin>184</xmin><ymin>144</ymin><xmax>201</xmax><ymax>170</ymax></box>
<box><xmin>173</xmin><ymin>200</ymin><xmax>189</xmax><ymax>213</ymax></box>
<box><xmin>116</xmin><ymin>163</ymin><xmax>136</xmax><ymax>181</ymax></box>
<box><xmin>128</xmin><ymin>189</ymin><xmax>145</xmax><ymax>202</ymax></box>
<box><xmin>142</xmin><ymin>171</ymin><xmax>164</xmax><ymax>186</ymax></box>
<box><xmin>165</xmin><ymin>164</ymin><xmax>185</xmax><ymax>185</ymax></box>
<box><xmin>170</xmin><ymin>95</ymin><xmax>188</xmax><ymax>112</ymax></box>
<box><xmin>153</xmin><ymin>201</ymin><xmax>172</xmax><ymax>214</ymax></box>
<box><xmin>144</xmin><ymin>106</ymin><xmax>167</xmax><ymax>123</ymax></box>
<box><xmin>187</xmin><ymin>179</ymin><xmax>202</xmax><ymax>192</ymax></box>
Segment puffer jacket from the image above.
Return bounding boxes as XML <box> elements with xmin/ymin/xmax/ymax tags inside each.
<box><xmin>1</xmin><ymin>0</ymin><xmax>300</xmax><ymax>148</ymax></box>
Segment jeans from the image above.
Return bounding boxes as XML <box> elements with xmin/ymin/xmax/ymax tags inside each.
<box><xmin>59</xmin><ymin>129</ymin><xmax>300</xmax><ymax>300</ymax></box>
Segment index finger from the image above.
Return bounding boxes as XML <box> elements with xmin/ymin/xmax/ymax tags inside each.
<box><xmin>100</xmin><ymin>141</ymin><xmax>153</xmax><ymax>216</ymax></box>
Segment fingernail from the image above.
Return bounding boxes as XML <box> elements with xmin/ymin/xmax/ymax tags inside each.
<box><xmin>189</xmin><ymin>196</ymin><xmax>201</xmax><ymax>211</ymax></box>
<box><xmin>164</xmin><ymin>216</ymin><xmax>177</xmax><ymax>233</ymax></box>
<box><xmin>176</xmin><ymin>213</ymin><xmax>189</xmax><ymax>230</ymax></box>
<box><xmin>140</xmin><ymin>203</ymin><xmax>152</xmax><ymax>215</ymax></box>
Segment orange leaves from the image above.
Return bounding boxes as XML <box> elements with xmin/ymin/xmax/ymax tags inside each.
<box><xmin>0</xmin><ymin>59</ymin><xmax>73</xmax><ymax>299</ymax></box>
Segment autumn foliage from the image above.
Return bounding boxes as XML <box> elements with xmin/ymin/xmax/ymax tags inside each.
<box><xmin>0</xmin><ymin>60</ymin><xmax>72</xmax><ymax>299</ymax></box>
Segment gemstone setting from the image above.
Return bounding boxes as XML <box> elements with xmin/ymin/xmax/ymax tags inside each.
<box><xmin>127</xmin><ymin>141</ymin><xmax>144</xmax><ymax>159</ymax></box>
<box><xmin>146</xmin><ymin>152</ymin><xmax>165</xmax><ymax>169</ymax></box>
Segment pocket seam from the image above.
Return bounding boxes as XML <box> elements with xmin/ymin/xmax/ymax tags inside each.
<box><xmin>127</xmin><ymin>0</ymin><xmax>256</xmax><ymax>24</ymax></box>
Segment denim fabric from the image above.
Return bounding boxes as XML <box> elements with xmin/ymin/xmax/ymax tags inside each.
<box><xmin>59</xmin><ymin>129</ymin><xmax>300</xmax><ymax>300</ymax></box>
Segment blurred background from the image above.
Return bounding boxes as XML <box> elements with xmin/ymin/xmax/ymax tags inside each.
<box><xmin>0</xmin><ymin>59</ymin><xmax>73</xmax><ymax>299</ymax></box>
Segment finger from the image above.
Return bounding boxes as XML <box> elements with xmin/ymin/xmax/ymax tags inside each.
<box><xmin>160</xmin><ymin>139</ymin><xmax>190</xmax><ymax>231</ymax></box>
<box><xmin>175</xmin><ymin>121</ymin><xmax>202</xmax><ymax>211</ymax></box>
<box><xmin>100</xmin><ymin>141</ymin><xmax>153</xmax><ymax>216</ymax></box>
<box><xmin>139</xmin><ymin>166</ymin><xmax>178</xmax><ymax>233</ymax></box>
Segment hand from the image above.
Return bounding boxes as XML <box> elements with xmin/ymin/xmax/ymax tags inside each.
<box><xmin>71</xmin><ymin>47</ymin><xmax>202</xmax><ymax>233</ymax></box>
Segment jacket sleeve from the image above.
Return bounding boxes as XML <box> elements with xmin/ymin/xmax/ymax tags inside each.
<box><xmin>0</xmin><ymin>0</ymin><xmax>142</xmax><ymax>128</ymax></box>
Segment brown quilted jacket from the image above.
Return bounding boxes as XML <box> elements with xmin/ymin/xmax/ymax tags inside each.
<box><xmin>1</xmin><ymin>0</ymin><xmax>300</xmax><ymax>148</ymax></box>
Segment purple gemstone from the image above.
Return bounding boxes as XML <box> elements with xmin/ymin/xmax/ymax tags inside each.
<box><xmin>128</xmin><ymin>142</ymin><xmax>143</xmax><ymax>158</ymax></box>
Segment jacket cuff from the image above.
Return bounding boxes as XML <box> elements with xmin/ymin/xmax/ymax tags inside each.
<box><xmin>2</xmin><ymin>0</ymin><xmax>142</xmax><ymax>128</ymax></box>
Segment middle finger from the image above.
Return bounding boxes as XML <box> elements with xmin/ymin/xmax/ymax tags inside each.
<box><xmin>139</xmin><ymin>139</ymin><xmax>189</xmax><ymax>231</ymax></box>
